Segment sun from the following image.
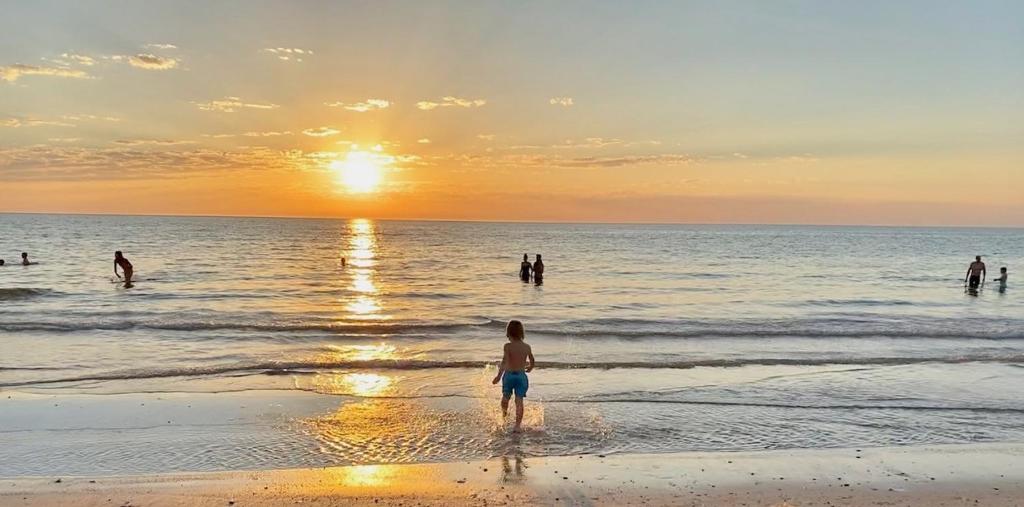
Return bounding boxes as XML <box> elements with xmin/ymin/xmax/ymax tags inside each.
<box><xmin>329</xmin><ymin>147</ymin><xmax>389</xmax><ymax>193</ymax></box>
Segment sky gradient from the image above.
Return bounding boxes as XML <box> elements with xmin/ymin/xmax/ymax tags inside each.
<box><xmin>1</xmin><ymin>0</ymin><xmax>1022</xmax><ymax>225</ymax></box>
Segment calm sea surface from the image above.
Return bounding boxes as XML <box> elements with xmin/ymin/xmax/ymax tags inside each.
<box><xmin>1</xmin><ymin>214</ymin><xmax>1023</xmax><ymax>475</ymax></box>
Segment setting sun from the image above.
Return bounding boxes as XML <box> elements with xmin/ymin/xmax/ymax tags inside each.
<box><xmin>329</xmin><ymin>148</ymin><xmax>389</xmax><ymax>193</ymax></box>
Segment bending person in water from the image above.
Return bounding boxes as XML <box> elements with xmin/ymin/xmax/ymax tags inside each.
<box><xmin>519</xmin><ymin>254</ymin><xmax>532</xmax><ymax>282</ymax></box>
<box><xmin>965</xmin><ymin>255</ymin><xmax>986</xmax><ymax>290</ymax></box>
<box><xmin>532</xmin><ymin>254</ymin><xmax>544</xmax><ymax>285</ymax></box>
<box><xmin>114</xmin><ymin>251</ymin><xmax>134</xmax><ymax>288</ymax></box>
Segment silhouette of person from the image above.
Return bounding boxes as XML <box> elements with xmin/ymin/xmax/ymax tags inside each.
<box><xmin>519</xmin><ymin>254</ymin><xmax>532</xmax><ymax>282</ymax></box>
<box><xmin>965</xmin><ymin>255</ymin><xmax>986</xmax><ymax>290</ymax></box>
<box><xmin>20</xmin><ymin>252</ymin><xmax>32</xmax><ymax>266</ymax></box>
<box><xmin>532</xmin><ymin>254</ymin><xmax>544</xmax><ymax>285</ymax></box>
<box><xmin>114</xmin><ymin>251</ymin><xmax>134</xmax><ymax>288</ymax></box>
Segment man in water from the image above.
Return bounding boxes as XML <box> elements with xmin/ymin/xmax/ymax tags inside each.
<box><xmin>114</xmin><ymin>251</ymin><xmax>134</xmax><ymax>288</ymax></box>
<box><xmin>0</xmin><ymin>259</ymin><xmax>5</xmax><ymax>266</ymax></box>
<box><xmin>20</xmin><ymin>252</ymin><xmax>32</xmax><ymax>266</ymax></box>
<box><xmin>519</xmin><ymin>254</ymin><xmax>532</xmax><ymax>282</ymax></box>
<box><xmin>965</xmin><ymin>255</ymin><xmax>986</xmax><ymax>289</ymax></box>
<box><xmin>532</xmin><ymin>254</ymin><xmax>544</xmax><ymax>285</ymax></box>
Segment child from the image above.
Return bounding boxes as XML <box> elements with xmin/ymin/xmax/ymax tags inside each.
<box><xmin>21</xmin><ymin>252</ymin><xmax>31</xmax><ymax>266</ymax></box>
<box><xmin>519</xmin><ymin>254</ymin><xmax>532</xmax><ymax>282</ymax></box>
<box><xmin>492</xmin><ymin>320</ymin><xmax>535</xmax><ymax>432</ymax></box>
<box><xmin>114</xmin><ymin>251</ymin><xmax>134</xmax><ymax>288</ymax></box>
<box><xmin>995</xmin><ymin>267</ymin><xmax>1008</xmax><ymax>288</ymax></box>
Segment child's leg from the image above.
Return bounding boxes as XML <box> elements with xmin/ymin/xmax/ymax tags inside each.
<box><xmin>513</xmin><ymin>396</ymin><xmax>524</xmax><ymax>430</ymax></box>
<box><xmin>501</xmin><ymin>395</ymin><xmax>510</xmax><ymax>417</ymax></box>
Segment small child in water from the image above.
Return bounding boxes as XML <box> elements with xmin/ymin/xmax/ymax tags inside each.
<box><xmin>21</xmin><ymin>252</ymin><xmax>31</xmax><ymax>266</ymax></box>
<box><xmin>995</xmin><ymin>267</ymin><xmax>1008</xmax><ymax>288</ymax></box>
<box><xmin>114</xmin><ymin>251</ymin><xmax>134</xmax><ymax>288</ymax></box>
<box><xmin>492</xmin><ymin>320</ymin><xmax>536</xmax><ymax>432</ymax></box>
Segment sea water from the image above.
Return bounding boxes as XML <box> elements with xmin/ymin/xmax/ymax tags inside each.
<box><xmin>1</xmin><ymin>214</ymin><xmax>1022</xmax><ymax>475</ymax></box>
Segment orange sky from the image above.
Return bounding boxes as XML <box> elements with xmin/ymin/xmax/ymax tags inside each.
<box><xmin>2</xmin><ymin>2</ymin><xmax>1022</xmax><ymax>226</ymax></box>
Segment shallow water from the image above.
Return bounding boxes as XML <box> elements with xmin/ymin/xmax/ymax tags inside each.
<box><xmin>1</xmin><ymin>214</ymin><xmax>1022</xmax><ymax>475</ymax></box>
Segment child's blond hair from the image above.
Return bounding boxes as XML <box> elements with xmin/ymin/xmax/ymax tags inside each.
<box><xmin>506</xmin><ymin>320</ymin><xmax>525</xmax><ymax>340</ymax></box>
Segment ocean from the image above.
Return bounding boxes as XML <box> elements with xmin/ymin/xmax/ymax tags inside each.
<box><xmin>1</xmin><ymin>214</ymin><xmax>1022</xmax><ymax>476</ymax></box>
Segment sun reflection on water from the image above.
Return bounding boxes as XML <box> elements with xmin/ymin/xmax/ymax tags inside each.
<box><xmin>342</xmin><ymin>219</ymin><xmax>386</xmax><ymax>320</ymax></box>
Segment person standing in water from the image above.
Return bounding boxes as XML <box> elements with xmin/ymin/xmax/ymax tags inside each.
<box><xmin>994</xmin><ymin>267</ymin><xmax>1008</xmax><ymax>291</ymax></box>
<box><xmin>20</xmin><ymin>252</ymin><xmax>32</xmax><ymax>266</ymax></box>
<box><xmin>491</xmin><ymin>320</ymin><xmax>535</xmax><ymax>433</ymax></box>
<box><xmin>532</xmin><ymin>254</ymin><xmax>544</xmax><ymax>285</ymax></box>
<box><xmin>965</xmin><ymin>255</ymin><xmax>986</xmax><ymax>290</ymax></box>
<box><xmin>114</xmin><ymin>251</ymin><xmax>134</xmax><ymax>288</ymax></box>
<box><xmin>519</xmin><ymin>254</ymin><xmax>532</xmax><ymax>282</ymax></box>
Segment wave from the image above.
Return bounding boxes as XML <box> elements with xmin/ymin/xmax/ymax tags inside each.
<box><xmin>0</xmin><ymin>316</ymin><xmax>1022</xmax><ymax>341</ymax></box>
<box><xmin>5</xmin><ymin>354</ymin><xmax>1024</xmax><ymax>388</ymax></box>
<box><xmin>0</xmin><ymin>288</ymin><xmax>56</xmax><ymax>301</ymax></box>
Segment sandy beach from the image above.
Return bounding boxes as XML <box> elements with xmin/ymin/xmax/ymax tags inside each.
<box><xmin>4</xmin><ymin>444</ymin><xmax>1022</xmax><ymax>506</ymax></box>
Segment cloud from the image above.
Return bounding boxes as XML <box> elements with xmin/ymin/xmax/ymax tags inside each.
<box><xmin>2</xmin><ymin>117</ymin><xmax>76</xmax><ymax>128</ymax></box>
<box><xmin>549</xmin><ymin>97</ymin><xmax>574</xmax><ymax>106</ymax></box>
<box><xmin>113</xmin><ymin>139</ymin><xmax>195</xmax><ymax>146</ymax></box>
<box><xmin>48</xmin><ymin>137</ymin><xmax>81</xmax><ymax>143</ymax></box>
<box><xmin>144</xmin><ymin>43</ymin><xmax>177</xmax><ymax>50</ymax></box>
<box><xmin>416</xmin><ymin>96</ymin><xmax>487</xmax><ymax>110</ymax></box>
<box><xmin>325</xmin><ymin>98</ymin><xmax>390</xmax><ymax>112</ymax></box>
<box><xmin>302</xmin><ymin>126</ymin><xmax>340</xmax><ymax>137</ymax></box>
<box><xmin>551</xmin><ymin>137</ymin><xmax>623</xmax><ymax>149</ymax></box>
<box><xmin>127</xmin><ymin>53</ymin><xmax>179</xmax><ymax>70</ymax></box>
<box><xmin>417</xmin><ymin>138</ymin><xmax>431</xmax><ymax>144</ymax></box>
<box><xmin>194</xmin><ymin>96</ymin><xmax>280</xmax><ymax>112</ymax></box>
<box><xmin>263</xmin><ymin>48</ymin><xmax>313</xmax><ymax>62</ymax></box>
<box><xmin>442</xmin><ymin>152</ymin><xmax>695</xmax><ymax>170</ymax></box>
<box><xmin>59</xmin><ymin>53</ymin><xmax>96</xmax><ymax>66</ymax></box>
<box><xmin>61</xmin><ymin>114</ymin><xmax>120</xmax><ymax>122</ymax></box>
<box><xmin>0</xmin><ymin>64</ymin><xmax>90</xmax><ymax>82</ymax></box>
<box><xmin>476</xmin><ymin>134</ymin><xmax>496</xmax><ymax>141</ymax></box>
<box><xmin>0</xmin><ymin>145</ymin><xmax>308</xmax><ymax>181</ymax></box>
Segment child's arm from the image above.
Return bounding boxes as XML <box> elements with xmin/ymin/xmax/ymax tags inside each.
<box><xmin>114</xmin><ymin>261</ymin><xmax>121</xmax><ymax>279</ymax></box>
<box><xmin>492</xmin><ymin>344</ymin><xmax>509</xmax><ymax>384</ymax></box>
<box><xmin>525</xmin><ymin>346</ymin><xmax>535</xmax><ymax>373</ymax></box>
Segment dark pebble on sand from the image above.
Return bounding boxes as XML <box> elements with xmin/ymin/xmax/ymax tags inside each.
<box><xmin>54</xmin><ymin>478</ymin><xmax>62</xmax><ymax>483</ymax></box>
<box><xmin>563</xmin><ymin>477</ymin><xmax>568</xmax><ymax>480</ymax></box>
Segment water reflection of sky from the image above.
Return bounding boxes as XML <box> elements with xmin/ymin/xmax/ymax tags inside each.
<box><xmin>343</xmin><ymin>219</ymin><xmax>387</xmax><ymax>321</ymax></box>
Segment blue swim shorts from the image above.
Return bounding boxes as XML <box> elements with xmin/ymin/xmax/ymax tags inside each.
<box><xmin>501</xmin><ymin>371</ymin><xmax>529</xmax><ymax>398</ymax></box>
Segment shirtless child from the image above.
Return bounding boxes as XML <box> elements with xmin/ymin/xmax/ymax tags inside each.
<box><xmin>114</xmin><ymin>251</ymin><xmax>134</xmax><ymax>288</ymax></box>
<box><xmin>492</xmin><ymin>320</ymin><xmax>536</xmax><ymax>432</ymax></box>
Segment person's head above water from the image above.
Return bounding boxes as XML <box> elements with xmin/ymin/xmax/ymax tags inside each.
<box><xmin>1001</xmin><ymin>267</ymin><xmax>1008</xmax><ymax>273</ymax></box>
<box><xmin>21</xmin><ymin>252</ymin><xmax>27</xmax><ymax>259</ymax></box>
<box><xmin>115</xmin><ymin>250</ymin><xmax>124</xmax><ymax>259</ymax></box>
<box><xmin>0</xmin><ymin>259</ymin><xmax>5</xmax><ymax>266</ymax></box>
<box><xmin>523</xmin><ymin>254</ymin><xmax>528</xmax><ymax>262</ymax></box>
<box><xmin>976</xmin><ymin>255</ymin><xmax>982</xmax><ymax>262</ymax></box>
<box><xmin>536</xmin><ymin>254</ymin><xmax>542</xmax><ymax>262</ymax></box>
<box><xmin>506</xmin><ymin>320</ymin><xmax>525</xmax><ymax>341</ymax></box>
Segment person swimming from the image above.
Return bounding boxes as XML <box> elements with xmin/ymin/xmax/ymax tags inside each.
<box><xmin>532</xmin><ymin>254</ymin><xmax>544</xmax><ymax>285</ymax></box>
<box><xmin>114</xmin><ymin>251</ymin><xmax>134</xmax><ymax>288</ymax></box>
<box><xmin>0</xmin><ymin>259</ymin><xmax>5</xmax><ymax>266</ymax></box>
<box><xmin>519</xmin><ymin>254</ymin><xmax>532</xmax><ymax>282</ymax></box>
<box><xmin>20</xmin><ymin>252</ymin><xmax>33</xmax><ymax>266</ymax></box>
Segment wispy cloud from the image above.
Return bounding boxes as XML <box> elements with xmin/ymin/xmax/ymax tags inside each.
<box><xmin>144</xmin><ymin>43</ymin><xmax>177</xmax><ymax>50</ymax></box>
<box><xmin>204</xmin><ymin>131</ymin><xmax>293</xmax><ymax>138</ymax></box>
<box><xmin>61</xmin><ymin>114</ymin><xmax>120</xmax><ymax>122</ymax></box>
<box><xmin>417</xmin><ymin>138</ymin><xmax>431</xmax><ymax>144</ymax></box>
<box><xmin>263</xmin><ymin>47</ymin><xmax>313</xmax><ymax>62</ymax></box>
<box><xmin>0</xmin><ymin>64</ymin><xmax>90</xmax><ymax>82</ymax></box>
<box><xmin>2</xmin><ymin>117</ymin><xmax>76</xmax><ymax>128</ymax></box>
<box><xmin>302</xmin><ymin>126</ymin><xmax>340</xmax><ymax>137</ymax></box>
<box><xmin>54</xmin><ymin>53</ymin><xmax>96</xmax><ymax>66</ymax></box>
<box><xmin>113</xmin><ymin>139</ymin><xmax>195</xmax><ymax>146</ymax></box>
<box><xmin>47</xmin><ymin>137</ymin><xmax>81</xmax><ymax>143</ymax></box>
<box><xmin>416</xmin><ymin>96</ymin><xmax>487</xmax><ymax>111</ymax></box>
<box><xmin>126</xmin><ymin>53</ymin><xmax>179</xmax><ymax>70</ymax></box>
<box><xmin>325</xmin><ymin>98</ymin><xmax>390</xmax><ymax>112</ymax></box>
<box><xmin>552</xmin><ymin>137</ymin><xmax>623</xmax><ymax>148</ymax></box>
<box><xmin>477</xmin><ymin>134</ymin><xmax>496</xmax><ymax>141</ymax></box>
<box><xmin>549</xmin><ymin>97</ymin><xmax>574</xmax><ymax>106</ymax></box>
<box><xmin>194</xmin><ymin>97</ymin><xmax>280</xmax><ymax>113</ymax></box>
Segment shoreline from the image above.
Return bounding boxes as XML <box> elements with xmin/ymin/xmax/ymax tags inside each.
<box><xmin>3</xmin><ymin>444</ymin><xmax>1023</xmax><ymax>506</ymax></box>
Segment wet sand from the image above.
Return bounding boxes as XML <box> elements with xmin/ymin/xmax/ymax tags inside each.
<box><xmin>3</xmin><ymin>444</ymin><xmax>1022</xmax><ymax>506</ymax></box>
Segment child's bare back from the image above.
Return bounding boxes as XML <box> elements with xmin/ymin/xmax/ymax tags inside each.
<box><xmin>503</xmin><ymin>341</ymin><xmax>533</xmax><ymax>372</ymax></box>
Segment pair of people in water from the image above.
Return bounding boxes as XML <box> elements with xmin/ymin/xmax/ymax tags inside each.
<box><xmin>965</xmin><ymin>256</ymin><xmax>1008</xmax><ymax>290</ymax></box>
<box><xmin>518</xmin><ymin>254</ymin><xmax>544</xmax><ymax>284</ymax></box>
<box><xmin>0</xmin><ymin>253</ymin><xmax>35</xmax><ymax>266</ymax></box>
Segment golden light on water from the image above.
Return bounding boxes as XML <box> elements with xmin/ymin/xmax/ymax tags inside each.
<box><xmin>329</xmin><ymin>146</ymin><xmax>392</xmax><ymax>193</ymax></box>
<box><xmin>311</xmin><ymin>371</ymin><xmax>397</xmax><ymax>397</ymax></box>
<box><xmin>327</xmin><ymin>342</ymin><xmax>398</xmax><ymax>361</ymax></box>
<box><xmin>342</xmin><ymin>218</ymin><xmax>386</xmax><ymax>320</ymax></box>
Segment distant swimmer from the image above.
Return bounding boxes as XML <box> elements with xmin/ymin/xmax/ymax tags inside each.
<box><xmin>114</xmin><ymin>251</ymin><xmax>134</xmax><ymax>288</ymax></box>
<box><xmin>341</xmin><ymin>257</ymin><xmax>346</xmax><ymax>267</ymax></box>
<box><xmin>965</xmin><ymin>255</ymin><xmax>986</xmax><ymax>290</ymax></box>
<box><xmin>532</xmin><ymin>254</ymin><xmax>544</xmax><ymax>285</ymax></box>
<box><xmin>492</xmin><ymin>320</ymin><xmax>535</xmax><ymax>433</ymax></box>
<box><xmin>20</xmin><ymin>252</ymin><xmax>34</xmax><ymax>266</ymax></box>
<box><xmin>519</xmin><ymin>254</ymin><xmax>532</xmax><ymax>282</ymax></box>
<box><xmin>0</xmin><ymin>259</ymin><xmax>4</xmax><ymax>266</ymax></box>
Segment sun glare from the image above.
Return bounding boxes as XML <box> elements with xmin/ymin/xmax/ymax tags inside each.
<box><xmin>330</xmin><ymin>147</ymin><xmax>390</xmax><ymax>193</ymax></box>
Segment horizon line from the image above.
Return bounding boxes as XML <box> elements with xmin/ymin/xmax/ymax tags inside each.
<box><xmin>1</xmin><ymin>210</ymin><xmax>1022</xmax><ymax>230</ymax></box>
